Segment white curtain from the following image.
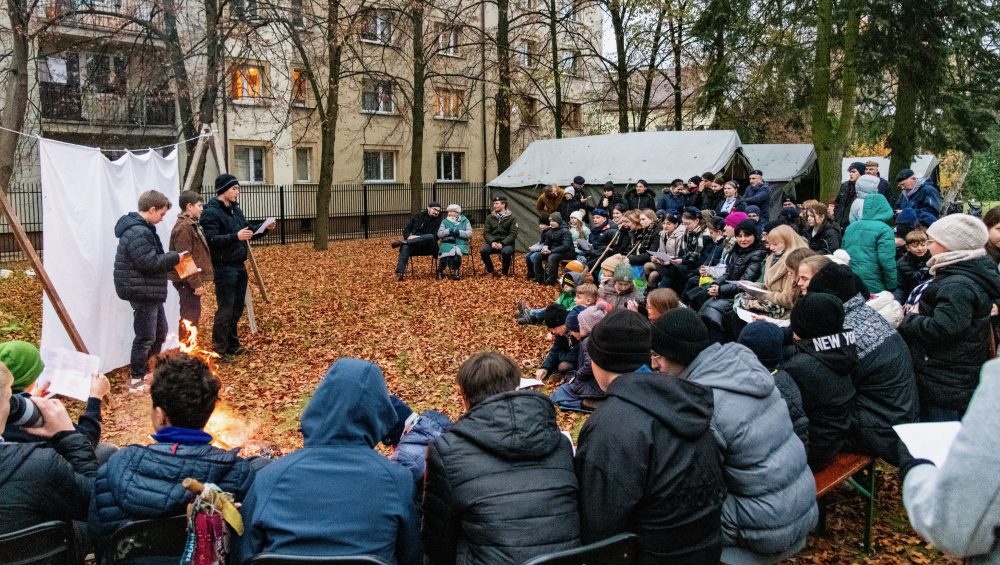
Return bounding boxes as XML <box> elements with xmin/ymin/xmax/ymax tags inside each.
<box><xmin>40</xmin><ymin>139</ymin><xmax>181</xmax><ymax>373</ymax></box>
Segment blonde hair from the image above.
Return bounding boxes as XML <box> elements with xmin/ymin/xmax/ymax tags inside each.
<box><xmin>906</xmin><ymin>230</ymin><xmax>928</xmax><ymax>244</ymax></box>
<box><xmin>799</xmin><ymin>255</ymin><xmax>832</xmax><ymax>275</ymax></box>
<box><xmin>623</xmin><ymin>209</ymin><xmax>642</xmax><ymax>228</ymax></box>
<box><xmin>575</xmin><ymin>283</ymin><xmax>598</xmax><ymax>302</ymax></box>
<box><xmin>646</xmin><ymin>288</ymin><xmax>680</xmax><ymax>315</ymax></box>
<box><xmin>803</xmin><ymin>200</ymin><xmax>827</xmax><ymax>221</ymax></box>
<box><xmin>767</xmin><ymin>225</ymin><xmax>807</xmax><ymax>254</ymax></box>
<box><xmin>640</xmin><ymin>209</ymin><xmax>657</xmax><ymax>224</ymax></box>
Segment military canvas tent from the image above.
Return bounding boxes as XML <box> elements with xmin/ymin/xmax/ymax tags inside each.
<box><xmin>487</xmin><ymin>130</ymin><xmax>751</xmax><ymax>251</ymax></box>
<box><xmin>742</xmin><ymin>144</ymin><xmax>819</xmax><ymax>202</ymax></box>
<box><xmin>841</xmin><ymin>155</ymin><xmax>939</xmax><ymax>184</ymax></box>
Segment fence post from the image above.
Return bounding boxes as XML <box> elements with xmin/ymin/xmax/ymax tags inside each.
<box><xmin>362</xmin><ymin>183</ymin><xmax>370</xmax><ymax>239</ymax></box>
<box><xmin>432</xmin><ymin>182</ymin><xmax>437</xmax><ymax>202</ymax></box>
<box><xmin>279</xmin><ymin>185</ymin><xmax>287</xmax><ymax>245</ymax></box>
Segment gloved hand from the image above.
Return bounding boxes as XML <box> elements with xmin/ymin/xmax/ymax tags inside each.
<box><xmin>450</xmin><ymin>228</ymin><xmax>460</xmax><ymax>238</ymax></box>
<box><xmin>897</xmin><ymin>438</ymin><xmax>934</xmax><ymax>481</ymax></box>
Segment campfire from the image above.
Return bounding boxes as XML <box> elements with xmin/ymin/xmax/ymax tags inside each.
<box><xmin>178</xmin><ymin>320</ymin><xmax>261</xmax><ymax>452</ymax></box>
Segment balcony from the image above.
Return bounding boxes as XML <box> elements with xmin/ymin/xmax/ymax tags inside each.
<box><xmin>40</xmin><ymin>83</ymin><xmax>176</xmax><ymax>128</ymax></box>
<box><xmin>36</xmin><ymin>0</ymin><xmax>163</xmax><ymax>34</ymax></box>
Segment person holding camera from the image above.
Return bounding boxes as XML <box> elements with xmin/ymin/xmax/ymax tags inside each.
<box><xmin>0</xmin><ymin>361</ymin><xmax>100</xmax><ymax>535</ymax></box>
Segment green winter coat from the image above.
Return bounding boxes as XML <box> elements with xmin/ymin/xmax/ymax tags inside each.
<box><xmin>484</xmin><ymin>212</ymin><xmax>518</xmax><ymax>246</ymax></box>
<box><xmin>843</xmin><ymin>195</ymin><xmax>897</xmax><ymax>293</ymax></box>
<box><xmin>437</xmin><ymin>215</ymin><xmax>472</xmax><ymax>257</ymax></box>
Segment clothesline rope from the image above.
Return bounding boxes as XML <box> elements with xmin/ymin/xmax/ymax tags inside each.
<box><xmin>0</xmin><ymin>123</ymin><xmax>208</xmax><ymax>152</ymax></box>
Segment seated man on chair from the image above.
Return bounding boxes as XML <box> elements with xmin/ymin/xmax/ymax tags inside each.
<box><xmin>392</xmin><ymin>201</ymin><xmax>443</xmax><ymax>281</ymax></box>
<box><xmin>480</xmin><ymin>195</ymin><xmax>518</xmax><ymax>277</ymax></box>
<box><xmin>88</xmin><ymin>352</ymin><xmax>256</xmax><ymax>548</ymax></box>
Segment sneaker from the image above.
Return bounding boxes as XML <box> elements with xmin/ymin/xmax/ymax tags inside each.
<box><xmin>516</xmin><ymin>315</ymin><xmax>531</xmax><ymax>325</ymax></box>
<box><xmin>390</xmin><ymin>241</ymin><xmax>404</xmax><ymax>249</ymax></box>
<box><xmin>127</xmin><ymin>379</ymin><xmax>149</xmax><ymax>394</ymax></box>
<box><xmin>396</xmin><ymin>272</ymin><xmax>405</xmax><ymax>282</ymax></box>
<box><xmin>451</xmin><ymin>271</ymin><xmax>461</xmax><ymax>281</ymax></box>
<box><xmin>516</xmin><ymin>300</ymin><xmax>529</xmax><ymax>318</ymax></box>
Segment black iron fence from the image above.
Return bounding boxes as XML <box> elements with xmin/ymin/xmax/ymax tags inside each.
<box><xmin>0</xmin><ymin>182</ymin><xmax>488</xmax><ymax>262</ymax></box>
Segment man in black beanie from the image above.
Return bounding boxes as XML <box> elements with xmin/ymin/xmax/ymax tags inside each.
<box><xmin>200</xmin><ymin>173</ymin><xmax>275</xmax><ymax>360</ymax></box>
<box><xmin>575</xmin><ymin>309</ymin><xmax>726</xmax><ymax>564</ymax></box>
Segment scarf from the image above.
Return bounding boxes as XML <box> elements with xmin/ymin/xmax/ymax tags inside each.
<box><xmin>903</xmin><ymin>183</ymin><xmax>920</xmax><ymax>199</ymax></box>
<box><xmin>928</xmin><ymin>248</ymin><xmax>985</xmax><ymax>276</ymax></box>
<box><xmin>151</xmin><ymin>425</ymin><xmax>214</xmax><ymax>445</ymax></box>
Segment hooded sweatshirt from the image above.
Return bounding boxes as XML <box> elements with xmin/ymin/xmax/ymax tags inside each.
<box><xmin>681</xmin><ymin>343</ymin><xmax>817</xmax><ymax>559</ymax></box>
<box><xmin>422</xmin><ymin>391</ymin><xmax>580</xmax><ymax>565</ymax></box>
<box><xmin>575</xmin><ymin>372</ymin><xmax>726</xmax><ymax>565</ymax></box>
<box><xmin>234</xmin><ymin>359</ymin><xmax>420</xmax><ymax>565</ymax></box>
<box><xmin>843</xmin><ymin>194</ymin><xmax>897</xmax><ymax>293</ymax></box>
<box><xmin>783</xmin><ymin>331</ymin><xmax>859</xmax><ymax>470</ymax></box>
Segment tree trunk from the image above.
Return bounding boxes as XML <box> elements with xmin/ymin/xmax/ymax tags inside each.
<box><xmin>313</xmin><ymin>0</ymin><xmax>343</xmax><ymax>250</ymax></box>
<box><xmin>609</xmin><ymin>2</ymin><xmax>629</xmax><ymax>133</ymax></box>
<box><xmin>0</xmin><ymin>0</ymin><xmax>30</xmax><ymax>190</ymax></box>
<box><xmin>496</xmin><ymin>0</ymin><xmax>511</xmax><ymax>172</ymax></box>
<box><xmin>409</xmin><ymin>3</ymin><xmax>426</xmax><ymax>213</ymax></box>
<box><xmin>885</xmin><ymin>2</ymin><xmax>920</xmax><ymax>194</ymax></box>
<box><xmin>637</xmin><ymin>3</ymin><xmax>667</xmax><ymax>131</ymax></box>
<box><xmin>669</xmin><ymin>11</ymin><xmax>683</xmax><ymax>131</ymax></box>
<box><xmin>192</xmin><ymin>0</ymin><xmax>222</xmax><ymax>184</ymax></box>
<box><xmin>548</xmin><ymin>0</ymin><xmax>563</xmax><ymax>138</ymax></box>
<box><xmin>161</xmin><ymin>0</ymin><xmax>200</xmax><ymax>185</ymax></box>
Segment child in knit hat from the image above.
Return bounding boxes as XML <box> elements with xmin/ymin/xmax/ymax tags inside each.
<box><xmin>598</xmin><ymin>262</ymin><xmax>640</xmax><ymax>310</ymax></box>
<box><xmin>534</xmin><ymin>304</ymin><xmax>578</xmax><ymax>382</ymax></box>
<box><xmin>0</xmin><ymin>340</ymin><xmax>44</xmax><ymax>392</ymax></box>
<box><xmin>550</xmin><ymin>305</ymin><xmax>610</xmax><ymax>412</ymax></box>
<box><xmin>516</xmin><ymin>271</ymin><xmax>583</xmax><ymax>324</ymax></box>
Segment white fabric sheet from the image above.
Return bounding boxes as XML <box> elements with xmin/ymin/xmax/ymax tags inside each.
<box><xmin>40</xmin><ymin>139</ymin><xmax>181</xmax><ymax>373</ymax></box>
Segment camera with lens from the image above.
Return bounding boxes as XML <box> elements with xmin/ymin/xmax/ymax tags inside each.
<box><xmin>8</xmin><ymin>394</ymin><xmax>43</xmax><ymax>427</ymax></box>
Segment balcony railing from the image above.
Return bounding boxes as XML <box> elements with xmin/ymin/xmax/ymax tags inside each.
<box><xmin>40</xmin><ymin>83</ymin><xmax>176</xmax><ymax>127</ymax></box>
<box><xmin>36</xmin><ymin>0</ymin><xmax>163</xmax><ymax>33</ymax></box>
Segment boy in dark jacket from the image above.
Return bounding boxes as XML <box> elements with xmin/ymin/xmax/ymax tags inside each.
<box><xmin>0</xmin><ymin>366</ymin><xmax>99</xmax><ymax>537</ymax></box>
<box><xmin>895</xmin><ymin>230</ymin><xmax>931</xmax><ymax>303</ymax></box>
<box><xmin>167</xmin><ymin>190</ymin><xmax>213</xmax><ymax>342</ymax></box>
<box><xmin>575</xmin><ymin>310</ymin><xmax>726</xmax><ymax>565</ymax></box>
<box><xmin>423</xmin><ymin>352</ymin><xmax>580</xmax><ymax>564</ymax></box>
<box><xmin>113</xmin><ymin>190</ymin><xmax>180</xmax><ymax>391</ymax></box>
<box><xmin>88</xmin><ymin>352</ymin><xmax>255</xmax><ymax>549</ymax></box>
<box><xmin>533</xmin><ymin>213</ymin><xmax>574</xmax><ymax>285</ymax></box>
<box><xmin>235</xmin><ymin>359</ymin><xmax>420</xmax><ymax>565</ymax></box>
<box><xmin>535</xmin><ymin>304</ymin><xmax>578</xmax><ymax>380</ymax></box>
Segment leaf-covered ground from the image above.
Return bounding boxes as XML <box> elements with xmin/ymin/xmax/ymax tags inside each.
<box><xmin>0</xmin><ymin>233</ymin><xmax>956</xmax><ymax>564</ymax></box>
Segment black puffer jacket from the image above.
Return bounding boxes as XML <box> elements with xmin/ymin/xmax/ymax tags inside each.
<box><xmin>576</xmin><ymin>372</ymin><xmax>726</xmax><ymax>565</ymax></box>
<box><xmin>773</xmin><ymin>368</ymin><xmax>809</xmax><ymax>449</ymax></box>
<box><xmin>541</xmin><ymin>220</ymin><xmax>574</xmax><ymax>256</ymax></box>
<box><xmin>808</xmin><ymin>221</ymin><xmax>841</xmax><ymax>254</ymax></box>
<box><xmin>0</xmin><ymin>431</ymin><xmax>98</xmax><ymax>535</ymax></box>
<box><xmin>89</xmin><ymin>442</ymin><xmax>255</xmax><ymax>547</ymax></box>
<box><xmin>833</xmin><ymin>181</ymin><xmax>855</xmax><ymax>229</ymax></box>
<box><xmin>700</xmin><ymin>189</ymin><xmax>726</xmax><ymax>214</ymax></box>
<box><xmin>783</xmin><ymin>331</ymin><xmax>858</xmax><ymax>470</ymax></box>
<box><xmin>899</xmin><ymin>256</ymin><xmax>1000</xmax><ymax>412</ymax></box>
<box><xmin>423</xmin><ymin>391</ymin><xmax>579</xmax><ymax>565</ymax></box>
<box><xmin>113</xmin><ymin>212</ymin><xmax>180</xmax><ymax>303</ymax></box>
<box><xmin>200</xmin><ymin>198</ymin><xmax>265</xmax><ymax>266</ymax></box>
<box><xmin>623</xmin><ymin>189</ymin><xmax>656</xmax><ymax>211</ymax></box>
<box><xmin>718</xmin><ymin>243</ymin><xmax>767</xmax><ymax>298</ymax></box>
<box><xmin>585</xmin><ymin>224</ymin><xmax>618</xmax><ymax>263</ymax></box>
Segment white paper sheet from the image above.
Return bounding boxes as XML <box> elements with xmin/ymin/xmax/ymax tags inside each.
<box><xmin>893</xmin><ymin>422</ymin><xmax>962</xmax><ymax>467</ymax></box>
<box><xmin>35</xmin><ymin>346</ymin><xmax>100</xmax><ymax>402</ymax></box>
<box><xmin>649</xmin><ymin>251</ymin><xmax>671</xmax><ymax>263</ymax></box>
<box><xmin>518</xmin><ymin>377</ymin><xmax>545</xmax><ymax>389</ymax></box>
<box><xmin>254</xmin><ymin>217</ymin><xmax>276</xmax><ymax>235</ymax></box>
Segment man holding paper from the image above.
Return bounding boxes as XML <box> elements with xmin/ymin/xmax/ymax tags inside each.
<box><xmin>201</xmin><ymin>174</ymin><xmax>275</xmax><ymax>360</ymax></box>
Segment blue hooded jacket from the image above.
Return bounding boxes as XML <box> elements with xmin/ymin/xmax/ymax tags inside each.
<box><xmin>234</xmin><ymin>359</ymin><xmax>421</xmax><ymax>565</ymax></box>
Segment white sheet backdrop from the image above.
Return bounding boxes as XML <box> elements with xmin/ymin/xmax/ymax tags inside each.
<box><xmin>40</xmin><ymin>139</ymin><xmax>181</xmax><ymax>373</ymax></box>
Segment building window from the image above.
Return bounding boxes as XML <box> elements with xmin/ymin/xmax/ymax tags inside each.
<box><xmin>295</xmin><ymin>147</ymin><xmax>312</xmax><ymax>182</ymax></box>
<box><xmin>435</xmin><ymin>23</ymin><xmax>460</xmax><ymax>56</ymax></box>
<box><xmin>434</xmin><ymin>88</ymin><xmax>463</xmax><ymax>119</ymax></box>
<box><xmin>519</xmin><ymin>96</ymin><xmax>537</xmax><ymax>126</ymax></box>
<box><xmin>232</xmin><ymin>64</ymin><xmax>265</xmax><ymax>101</ymax></box>
<box><xmin>290</xmin><ymin>0</ymin><xmax>304</xmax><ymax>27</ymax></box>
<box><xmin>291</xmin><ymin>68</ymin><xmax>308</xmax><ymax>105</ymax></box>
<box><xmin>437</xmin><ymin>152</ymin><xmax>463</xmax><ymax>181</ymax></box>
<box><xmin>521</xmin><ymin>0</ymin><xmax>536</xmax><ymax>9</ymax></box>
<box><xmin>361</xmin><ymin>9</ymin><xmax>392</xmax><ymax>44</ymax></box>
<box><xmin>559</xmin><ymin>50</ymin><xmax>580</xmax><ymax>74</ymax></box>
<box><xmin>562</xmin><ymin>102</ymin><xmax>582</xmax><ymax>129</ymax></box>
<box><xmin>82</xmin><ymin>53</ymin><xmax>127</xmax><ymax>95</ymax></box>
<box><xmin>363</xmin><ymin>150</ymin><xmax>396</xmax><ymax>182</ymax></box>
<box><xmin>517</xmin><ymin>40</ymin><xmax>536</xmax><ymax>67</ymax></box>
<box><xmin>361</xmin><ymin>80</ymin><xmax>395</xmax><ymax>113</ymax></box>
<box><xmin>235</xmin><ymin>145</ymin><xmax>266</xmax><ymax>183</ymax></box>
<box><xmin>232</xmin><ymin>0</ymin><xmax>258</xmax><ymax>19</ymax></box>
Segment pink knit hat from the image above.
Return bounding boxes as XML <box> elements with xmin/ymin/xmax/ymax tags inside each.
<box><xmin>724</xmin><ymin>211</ymin><xmax>749</xmax><ymax>228</ymax></box>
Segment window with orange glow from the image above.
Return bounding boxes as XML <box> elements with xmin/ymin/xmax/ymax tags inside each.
<box><xmin>232</xmin><ymin>64</ymin><xmax>264</xmax><ymax>100</ymax></box>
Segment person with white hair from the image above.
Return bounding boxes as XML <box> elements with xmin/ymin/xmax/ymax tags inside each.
<box><xmin>436</xmin><ymin>204</ymin><xmax>472</xmax><ymax>280</ymax></box>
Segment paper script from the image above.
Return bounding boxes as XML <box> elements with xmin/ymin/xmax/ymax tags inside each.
<box><xmin>36</xmin><ymin>346</ymin><xmax>100</xmax><ymax>402</ymax></box>
<box><xmin>254</xmin><ymin>217</ymin><xmax>276</xmax><ymax>235</ymax></box>
<box><xmin>893</xmin><ymin>422</ymin><xmax>962</xmax><ymax>468</ymax></box>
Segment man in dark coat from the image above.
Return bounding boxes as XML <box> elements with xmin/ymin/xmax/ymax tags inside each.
<box><xmin>742</xmin><ymin>170</ymin><xmax>773</xmax><ymax>222</ymax></box>
<box><xmin>113</xmin><ymin>190</ymin><xmax>180</xmax><ymax>390</ymax></box>
<box><xmin>534</xmin><ymin>212</ymin><xmax>574</xmax><ymax>285</ymax></box>
<box><xmin>864</xmin><ymin>161</ymin><xmax>892</xmax><ymax>200</ymax></box>
<box><xmin>895</xmin><ymin>168</ymin><xmax>942</xmax><ymax>219</ymax></box>
<box><xmin>234</xmin><ymin>359</ymin><xmax>420</xmax><ymax>565</ymax></box>
<box><xmin>575</xmin><ymin>310</ymin><xmax>726</xmax><ymax>565</ymax></box>
<box><xmin>597</xmin><ymin>181</ymin><xmax>623</xmax><ymax>211</ymax></box>
<box><xmin>200</xmin><ymin>174</ymin><xmax>273</xmax><ymax>358</ymax></box>
<box><xmin>584</xmin><ymin>208</ymin><xmax>618</xmax><ymax>270</ymax></box>
<box><xmin>480</xmin><ymin>196</ymin><xmax>518</xmax><ymax>277</ymax></box>
<box><xmin>423</xmin><ymin>352</ymin><xmax>579</xmax><ymax>564</ymax></box>
<box><xmin>833</xmin><ymin>161</ymin><xmax>864</xmax><ymax>229</ymax></box>
<box><xmin>88</xmin><ymin>352</ymin><xmax>256</xmax><ymax>550</ymax></box>
<box><xmin>392</xmin><ymin>201</ymin><xmax>443</xmax><ymax>281</ymax></box>
<box><xmin>0</xmin><ymin>367</ymin><xmax>99</xmax><ymax>537</ymax></box>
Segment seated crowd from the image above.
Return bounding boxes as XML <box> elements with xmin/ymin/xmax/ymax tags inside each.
<box><xmin>2</xmin><ymin>165</ymin><xmax>999</xmax><ymax>564</ymax></box>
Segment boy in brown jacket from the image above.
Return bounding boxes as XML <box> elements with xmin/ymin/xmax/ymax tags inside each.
<box><xmin>168</xmin><ymin>190</ymin><xmax>213</xmax><ymax>342</ymax></box>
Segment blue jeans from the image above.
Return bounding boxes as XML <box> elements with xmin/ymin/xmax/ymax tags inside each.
<box><xmin>525</xmin><ymin>251</ymin><xmax>542</xmax><ymax>279</ymax></box>
<box><xmin>213</xmin><ymin>264</ymin><xmax>248</xmax><ymax>355</ymax></box>
<box><xmin>129</xmin><ymin>301</ymin><xmax>167</xmax><ymax>380</ymax></box>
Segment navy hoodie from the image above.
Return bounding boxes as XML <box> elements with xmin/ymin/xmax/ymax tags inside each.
<box><xmin>234</xmin><ymin>359</ymin><xmax>420</xmax><ymax>565</ymax></box>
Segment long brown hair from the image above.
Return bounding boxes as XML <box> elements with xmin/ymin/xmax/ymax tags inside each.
<box><xmin>983</xmin><ymin>207</ymin><xmax>1000</xmax><ymax>262</ymax></box>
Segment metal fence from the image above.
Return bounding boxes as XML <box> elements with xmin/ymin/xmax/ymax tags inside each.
<box><xmin>0</xmin><ymin>182</ymin><xmax>488</xmax><ymax>262</ymax></box>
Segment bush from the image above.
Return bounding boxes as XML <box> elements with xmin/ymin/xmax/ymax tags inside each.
<box><xmin>964</xmin><ymin>127</ymin><xmax>1000</xmax><ymax>201</ymax></box>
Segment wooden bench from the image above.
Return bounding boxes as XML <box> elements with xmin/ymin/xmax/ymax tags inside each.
<box><xmin>813</xmin><ymin>452</ymin><xmax>877</xmax><ymax>553</ymax></box>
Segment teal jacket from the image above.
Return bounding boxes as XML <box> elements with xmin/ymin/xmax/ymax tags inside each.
<box><xmin>843</xmin><ymin>195</ymin><xmax>897</xmax><ymax>293</ymax></box>
<box><xmin>437</xmin><ymin>215</ymin><xmax>472</xmax><ymax>256</ymax></box>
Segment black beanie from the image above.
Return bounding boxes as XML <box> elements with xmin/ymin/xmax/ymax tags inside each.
<box><xmin>791</xmin><ymin>293</ymin><xmax>844</xmax><ymax>340</ymax></box>
<box><xmin>215</xmin><ymin>173</ymin><xmax>239</xmax><ymax>195</ymax></box>
<box><xmin>540</xmin><ymin>304</ymin><xmax>569</xmax><ymax>329</ymax></box>
<box><xmin>650</xmin><ymin>308</ymin><xmax>711</xmax><ymax>366</ymax></box>
<box><xmin>587</xmin><ymin>310</ymin><xmax>651</xmax><ymax>374</ymax></box>
<box><xmin>735</xmin><ymin>219</ymin><xmax>758</xmax><ymax>237</ymax></box>
<box><xmin>737</xmin><ymin>321</ymin><xmax>784</xmax><ymax>368</ymax></box>
<box><xmin>807</xmin><ymin>263</ymin><xmax>858</xmax><ymax>302</ymax></box>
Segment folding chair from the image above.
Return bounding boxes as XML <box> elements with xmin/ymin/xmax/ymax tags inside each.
<box><xmin>521</xmin><ymin>533</ymin><xmax>640</xmax><ymax>565</ymax></box>
<box><xmin>251</xmin><ymin>555</ymin><xmax>391</xmax><ymax>564</ymax></box>
<box><xmin>103</xmin><ymin>515</ymin><xmax>187</xmax><ymax>564</ymax></box>
<box><xmin>0</xmin><ymin>521</ymin><xmax>79</xmax><ymax>565</ymax></box>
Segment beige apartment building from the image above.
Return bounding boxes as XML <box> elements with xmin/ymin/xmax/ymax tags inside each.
<box><xmin>3</xmin><ymin>0</ymin><xmax>605</xmax><ymax>189</ymax></box>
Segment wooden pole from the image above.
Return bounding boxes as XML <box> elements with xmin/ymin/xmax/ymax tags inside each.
<box><xmin>0</xmin><ymin>186</ymin><xmax>88</xmax><ymax>353</ymax></box>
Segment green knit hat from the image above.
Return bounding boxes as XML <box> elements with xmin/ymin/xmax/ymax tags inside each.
<box><xmin>0</xmin><ymin>341</ymin><xmax>45</xmax><ymax>392</ymax></box>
